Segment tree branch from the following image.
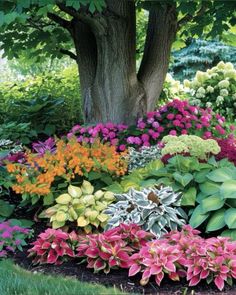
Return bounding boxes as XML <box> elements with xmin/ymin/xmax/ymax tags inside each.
<box><xmin>47</xmin><ymin>12</ymin><xmax>71</xmax><ymax>31</ymax></box>
<box><xmin>59</xmin><ymin>48</ymin><xmax>77</xmax><ymax>60</ymax></box>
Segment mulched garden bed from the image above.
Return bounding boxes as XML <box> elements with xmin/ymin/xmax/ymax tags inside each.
<box><xmin>7</xmin><ymin>192</ymin><xmax>236</xmax><ymax>295</ymax></box>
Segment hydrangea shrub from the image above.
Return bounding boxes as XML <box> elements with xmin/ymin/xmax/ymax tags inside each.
<box><xmin>186</xmin><ymin>61</ymin><xmax>236</xmax><ymax>120</ymax></box>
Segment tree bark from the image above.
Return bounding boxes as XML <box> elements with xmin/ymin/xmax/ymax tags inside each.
<box><xmin>57</xmin><ymin>1</ymin><xmax>178</xmax><ymax>124</ymax></box>
<box><xmin>138</xmin><ymin>3</ymin><xmax>178</xmax><ymax>111</ymax></box>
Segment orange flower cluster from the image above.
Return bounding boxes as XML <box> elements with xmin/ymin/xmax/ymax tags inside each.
<box><xmin>7</xmin><ymin>138</ymin><xmax>128</xmax><ymax>197</ymax></box>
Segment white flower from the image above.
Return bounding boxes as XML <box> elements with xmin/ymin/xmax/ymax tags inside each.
<box><xmin>206</xmin><ymin>102</ymin><xmax>212</xmax><ymax>108</ymax></box>
<box><xmin>216</xmin><ymin>96</ymin><xmax>224</xmax><ymax>105</ymax></box>
<box><xmin>225</xmin><ymin>62</ymin><xmax>234</xmax><ymax>70</ymax></box>
<box><xmin>224</xmin><ymin>69</ymin><xmax>236</xmax><ymax>79</ymax></box>
<box><xmin>183</xmin><ymin>79</ymin><xmax>191</xmax><ymax>88</ymax></box>
<box><xmin>197</xmin><ymin>87</ymin><xmax>206</xmax><ymax>94</ymax></box>
<box><xmin>220</xmin><ymin>89</ymin><xmax>229</xmax><ymax>97</ymax></box>
<box><xmin>196</xmin><ymin>93</ymin><xmax>204</xmax><ymax>98</ymax></box>
<box><xmin>218</xmin><ymin>80</ymin><xmax>230</xmax><ymax>89</ymax></box>
<box><xmin>206</xmin><ymin>86</ymin><xmax>214</xmax><ymax>93</ymax></box>
<box><xmin>217</xmin><ymin>61</ymin><xmax>225</xmax><ymax>70</ymax></box>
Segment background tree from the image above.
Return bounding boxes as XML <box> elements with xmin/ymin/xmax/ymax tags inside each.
<box><xmin>0</xmin><ymin>0</ymin><xmax>235</xmax><ymax>124</ymax></box>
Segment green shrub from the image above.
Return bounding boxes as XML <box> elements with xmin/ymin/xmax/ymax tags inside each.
<box><xmin>0</xmin><ymin>65</ymin><xmax>82</xmax><ymax>134</ymax></box>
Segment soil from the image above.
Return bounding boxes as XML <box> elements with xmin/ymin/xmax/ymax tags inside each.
<box><xmin>6</xmin><ymin>191</ymin><xmax>236</xmax><ymax>295</ymax></box>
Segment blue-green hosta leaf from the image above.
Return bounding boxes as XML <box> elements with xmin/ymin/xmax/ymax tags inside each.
<box><xmin>194</xmin><ymin>169</ymin><xmax>211</xmax><ymax>183</ymax></box>
<box><xmin>189</xmin><ymin>205</ymin><xmax>210</xmax><ymax>228</ymax></box>
<box><xmin>206</xmin><ymin>208</ymin><xmax>226</xmax><ymax>232</ymax></box>
<box><xmin>224</xmin><ymin>208</ymin><xmax>236</xmax><ymax>229</ymax></box>
<box><xmin>199</xmin><ymin>181</ymin><xmax>220</xmax><ymax>196</ymax></box>
<box><xmin>220</xmin><ymin>180</ymin><xmax>236</xmax><ymax>199</ymax></box>
<box><xmin>207</xmin><ymin>167</ymin><xmax>236</xmax><ymax>182</ymax></box>
<box><xmin>200</xmin><ymin>195</ymin><xmax>225</xmax><ymax>213</ymax></box>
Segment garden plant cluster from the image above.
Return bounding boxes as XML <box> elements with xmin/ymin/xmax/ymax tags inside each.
<box><xmin>1</xmin><ymin>61</ymin><xmax>236</xmax><ymax>292</ymax></box>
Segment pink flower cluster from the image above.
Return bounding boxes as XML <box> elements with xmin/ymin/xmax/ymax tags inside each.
<box><xmin>0</xmin><ymin>221</ymin><xmax>31</xmax><ymax>257</ymax></box>
<box><xmin>67</xmin><ymin>100</ymin><xmax>233</xmax><ymax>151</ymax></box>
<box><xmin>215</xmin><ymin>135</ymin><xmax>236</xmax><ymax>165</ymax></box>
<box><xmin>76</xmin><ymin>223</ymin><xmax>154</xmax><ymax>273</ymax></box>
<box><xmin>129</xmin><ymin>225</ymin><xmax>236</xmax><ymax>291</ymax></box>
<box><xmin>28</xmin><ymin>228</ymin><xmax>78</xmax><ymax>265</ymax></box>
<box><xmin>67</xmin><ymin>122</ymin><xmax>128</xmax><ymax>151</ymax></box>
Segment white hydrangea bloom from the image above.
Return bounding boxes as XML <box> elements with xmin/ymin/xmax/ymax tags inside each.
<box><xmin>218</xmin><ymin>79</ymin><xmax>230</xmax><ymax>89</ymax></box>
<box><xmin>206</xmin><ymin>102</ymin><xmax>212</xmax><ymax>108</ymax></box>
<box><xmin>206</xmin><ymin>86</ymin><xmax>214</xmax><ymax>93</ymax></box>
<box><xmin>220</xmin><ymin>89</ymin><xmax>229</xmax><ymax>97</ymax></box>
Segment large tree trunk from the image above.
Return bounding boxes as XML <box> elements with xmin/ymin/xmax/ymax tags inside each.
<box><xmin>58</xmin><ymin>1</ymin><xmax>178</xmax><ymax>124</ymax></box>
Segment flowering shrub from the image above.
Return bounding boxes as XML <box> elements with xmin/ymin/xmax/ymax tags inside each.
<box><xmin>161</xmin><ymin>135</ymin><xmax>220</xmax><ymax>160</ymax></box>
<box><xmin>129</xmin><ymin>225</ymin><xmax>236</xmax><ymax>291</ymax></box>
<box><xmin>215</xmin><ymin>136</ymin><xmax>236</xmax><ymax>165</ymax></box>
<box><xmin>28</xmin><ymin>228</ymin><xmax>78</xmax><ymax>265</ymax></box>
<box><xmin>186</xmin><ymin>61</ymin><xmax>236</xmax><ymax>120</ymax></box>
<box><xmin>135</xmin><ymin>99</ymin><xmax>232</xmax><ymax>142</ymax></box>
<box><xmin>7</xmin><ymin>138</ymin><xmax>127</xmax><ymax>204</ymax></box>
<box><xmin>0</xmin><ymin>220</ymin><xmax>32</xmax><ymax>258</ymax></box>
<box><xmin>68</xmin><ymin>99</ymin><xmax>232</xmax><ymax>151</ymax></box>
<box><xmin>76</xmin><ymin>224</ymin><xmax>154</xmax><ymax>273</ymax></box>
<box><xmin>67</xmin><ymin>122</ymin><xmax>128</xmax><ymax>151</ymax></box>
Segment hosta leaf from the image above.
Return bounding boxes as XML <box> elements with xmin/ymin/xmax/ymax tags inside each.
<box><xmin>224</xmin><ymin>208</ymin><xmax>236</xmax><ymax>229</ymax></box>
<box><xmin>196</xmin><ymin>192</ymin><xmax>209</xmax><ymax>203</ymax></box>
<box><xmin>194</xmin><ymin>169</ymin><xmax>211</xmax><ymax>183</ymax></box>
<box><xmin>189</xmin><ymin>205</ymin><xmax>210</xmax><ymax>228</ymax></box>
<box><xmin>200</xmin><ymin>195</ymin><xmax>225</xmax><ymax>213</ymax></box>
<box><xmin>173</xmin><ymin>172</ymin><xmax>193</xmax><ymax>187</ymax></box>
<box><xmin>181</xmin><ymin>187</ymin><xmax>196</xmax><ymax>206</ymax></box>
<box><xmin>221</xmin><ymin>229</ymin><xmax>236</xmax><ymax>240</ymax></box>
<box><xmin>206</xmin><ymin>208</ymin><xmax>226</xmax><ymax>232</ymax></box>
<box><xmin>0</xmin><ymin>200</ymin><xmax>14</xmax><ymax>217</ymax></box>
<box><xmin>207</xmin><ymin>167</ymin><xmax>236</xmax><ymax>182</ymax></box>
<box><xmin>199</xmin><ymin>181</ymin><xmax>220</xmax><ymax>196</ymax></box>
<box><xmin>220</xmin><ymin>180</ymin><xmax>236</xmax><ymax>199</ymax></box>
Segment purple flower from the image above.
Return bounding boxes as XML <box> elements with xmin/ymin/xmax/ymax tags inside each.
<box><xmin>1</xmin><ymin>231</ymin><xmax>12</xmax><ymax>239</ymax></box>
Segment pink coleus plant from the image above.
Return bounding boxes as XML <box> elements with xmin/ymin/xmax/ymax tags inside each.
<box><xmin>28</xmin><ymin>228</ymin><xmax>78</xmax><ymax>265</ymax></box>
<box><xmin>76</xmin><ymin>224</ymin><xmax>154</xmax><ymax>273</ymax></box>
<box><xmin>129</xmin><ymin>225</ymin><xmax>236</xmax><ymax>291</ymax></box>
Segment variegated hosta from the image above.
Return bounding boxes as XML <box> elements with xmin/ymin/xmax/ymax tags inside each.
<box><xmin>104</xmin><ymin>187</ymin><xmax>187</xmax><ymax>237</ymax></box>
<box><xmin>127</xmin><ymin>146</ymin><xmax>162</xmax><ymax>172</ymax></box>
<box><xmin>39</xmin><ymin>181</ymin><xmax>115</xmax><ymax>233</ymax></box>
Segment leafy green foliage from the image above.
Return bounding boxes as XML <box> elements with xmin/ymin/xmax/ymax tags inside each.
<box><xmin>0</xmin><ymin>65</ymin><xmax>82</xmax><ymax>136</ymax></box>
<box><xmin>105</xmin><ymin>186</ymin><xmax>187</xmax><ymax>237</ymax></box>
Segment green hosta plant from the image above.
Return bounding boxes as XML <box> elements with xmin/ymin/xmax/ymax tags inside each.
<box><xmin>104</xmin><ymin>187</ymin><xmax>187</xmax><ymax>238</ymax></box>
<box><xmin>127</xmin><ymin>145</ymin><xmax>162</xmax><ymax>172</ymax></box>
<box><xmin>189</xmin><ymin>164</ymin><xmax>236</xmax><ymax>238</ymax></box>
<box><xmin>161</xmin><ymin>135</ymin><xmax>221</xmax><ymax>160</ymax></box>
<box><xmin>40</xmin><ymin>181</ymin><xmax>115</xmax><ymax>233</ymax></box>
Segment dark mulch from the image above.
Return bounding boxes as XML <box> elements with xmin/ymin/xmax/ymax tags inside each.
<box><xmin>6</xmin><ymin>191</ymin><xmax>236</xmax><ymax>294</ymax></box>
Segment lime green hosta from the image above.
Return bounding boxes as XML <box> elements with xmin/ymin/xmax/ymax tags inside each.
<box><xmin>39</xmin><ymin>181</ymin><xmax>115</xmax><ymax>233</ymax></box>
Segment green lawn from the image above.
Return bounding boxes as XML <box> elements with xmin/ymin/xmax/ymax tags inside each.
<box><xmin>0</xmin><ymin>260</ymin><xmax>125</xmax><ymax>295</ymax></box>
